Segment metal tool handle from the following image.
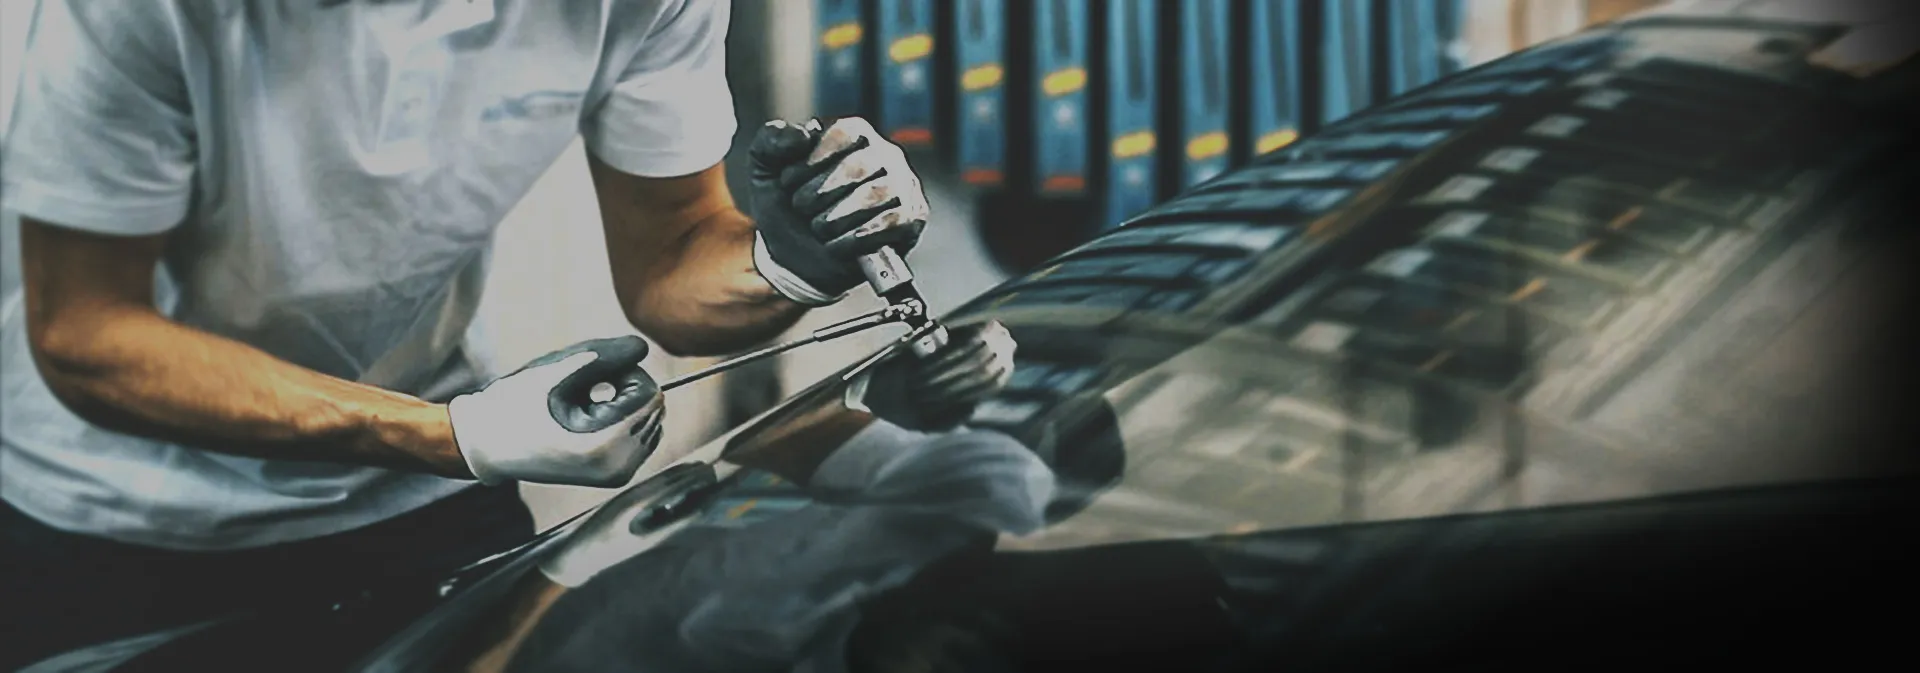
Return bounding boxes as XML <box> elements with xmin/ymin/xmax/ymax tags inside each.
<box><xmin>656</xmin><ymin>302</ymin><xmax>917</xmax><ymax>392</ymax></box>
<box><xmin>656</xmin><ymin>336</ymin><xmax>816</xmax><ymax>392</ymax></box>
<box><xmin>858</xmin><ymin>248</ymin><xmax>913</xmax><ymax>298</ymax></box>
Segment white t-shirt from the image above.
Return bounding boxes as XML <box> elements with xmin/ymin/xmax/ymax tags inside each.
<box><xmin>0</xmin><ymin>0</ymin><xmax>738</xmax><ymax>551</ymax></box>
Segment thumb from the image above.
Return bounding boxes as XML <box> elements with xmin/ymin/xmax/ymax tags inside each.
<box><xmin>749</xmin><ymin>120</ymin><xmax>818</xmax><ymax>177</ymax></box>
<box><xmin>518</xmin><ymin>351</ymin><xmax>600</xmax><ymax>391</ymax></box>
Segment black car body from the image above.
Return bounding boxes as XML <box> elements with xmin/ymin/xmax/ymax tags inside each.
<box><xmin>85</xmin><ymin>2</ymin><xmax>1920</xmax><ymax>671</ymax></box>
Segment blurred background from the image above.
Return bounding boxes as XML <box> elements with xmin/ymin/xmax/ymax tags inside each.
<box><xmin>0</xmin><ymin>0</ymin><xmax>1668</xmax><ymax>528</ymax></box>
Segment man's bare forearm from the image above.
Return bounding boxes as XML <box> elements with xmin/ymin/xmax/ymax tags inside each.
<box><xmin>591</xmin><ymin>158</ymin><xmax>811</xmax><ymax>356</ymax></box>
<box><xmin>627</xmin><ymin>207</ymin><xmax>810</xmax><ymax>355</ymax></box>
<box><xmin>29</xmin><ymin>305</ymin><xmax>470</xmax><ymax>477</ymax></box>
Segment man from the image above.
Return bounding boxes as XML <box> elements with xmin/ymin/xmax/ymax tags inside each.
<box><xmin>0</xmin><ymin>1</ymin><xmax>954</xmax><ymax>668</ymax></box>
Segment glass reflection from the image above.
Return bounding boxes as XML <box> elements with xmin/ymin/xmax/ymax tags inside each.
<box><xmin>450</xmin><ymin>333</ymin><xmax>1063</xmax><ymax>673</ymax></box>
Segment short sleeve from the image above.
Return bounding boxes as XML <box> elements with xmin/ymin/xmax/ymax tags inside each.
<box><xmin>582</xmin><ymin>0</ymin><xmax>738</xmax><ymax>178</ymax></box>
<box><xmin>0</xmin><ymin>0</ymin><xmax>196</xmax><ymax>236</ymax></box>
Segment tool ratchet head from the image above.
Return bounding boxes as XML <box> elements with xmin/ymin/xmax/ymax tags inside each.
<box><xmin>873</xmin><ymin>283</ymin><xmax>948</xmax><ymax>358</ymax></box>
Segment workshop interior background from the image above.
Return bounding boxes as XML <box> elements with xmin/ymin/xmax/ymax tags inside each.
<box><xmin>0</xmin><ymin>0</ymin><xmax>1666</xmax><ymax>529</ymax></box>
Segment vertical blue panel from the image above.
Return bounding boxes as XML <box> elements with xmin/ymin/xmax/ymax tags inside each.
<box><xmin>1250</xmin><ymin>0</ymin><xmax>1305</xmax><ymax>159</ymax></box>
<box><xmin>877</xmin><ymin>0</ymin><xmax>936</xmax><ymax>149</ymax></box>
<box><xmin>1033</xmin><ymin>0</ymin><xmax>1091</xmax><ymax>195</ymax></box>
<box><xmin>954</xmin><ymin>0</ymin><xmax>1008</xmax><ymax>187</ymax></box>
<box><xmin>1105</xmin><ymin>0</ymin><xmax>1159</xmax><ymax>227</ymax></box>
<box><xmin>1180</xmin><ymin>0</ymin><xmax>1232</xmax><ymax>187</ymax></box>
<box><xmin>1320</xmin><ymin>0</ymin><xmax>1374</xmax><ymax>125</ymax></box>
<box><xmin>1434</xmin><ymin>0</ymin><xmax>1467</xmax><ymax>79</ymax></box>
<box><xmin>815</xmin><ymin>0</ymin><xmax>870</xmax><ymax>119</ymax></box>
<box><xmin>1387</xmin><ymin>0</ymin><xmax>1468</xmax><ymax>96</ymax></box>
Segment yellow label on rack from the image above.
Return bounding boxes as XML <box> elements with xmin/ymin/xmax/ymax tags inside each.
<box><xmin>1042</xmin><ymin>67</ymin><xmax>1088</xmax><ymax>96</ymax></box>
<box><xmin>1186</xmin><ymin>131</ymin><xmax>1229</xmax><ymax>160</ymax></box>
<box><xmin>1256</xmin><ymin>128</ymin><xmax>1300</xmax><ymax>155</ymax></box>
<box><xmin>1113</xmin><ymin>130</ymin><xmax>1157</xmax><ymax>158</ymax></box>
<box><xmin>889</xmin><ymin>34</ymin><xmax>933</xmax><ymax>62</ymax></box>
<box><xmin>822</xmin><ymin>22</ymin><xmax>863</xmax><ymax>50</ymax></box>
<box><xmin>962</xmin><ymin>63</ymin><xmax>1005</xmax><ymax>90</ymax></box>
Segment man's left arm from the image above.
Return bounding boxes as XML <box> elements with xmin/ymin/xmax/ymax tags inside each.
<box><xmin>588</xmin><ymin>160</ymin><xmax>802</xmax><ymax>356</ymax></box>
<box><xmin>582</xmin><ymin>1</ymin><xmax>929</xmax><ymax>357</ymax></box>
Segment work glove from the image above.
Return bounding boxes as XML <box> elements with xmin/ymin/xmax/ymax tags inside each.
<box><xmin>849</xmin><ymin>321</ymin><xmax>1018</xmax><ymax>432</ymax></box>
<box><xmin>748</xmin><ymin>117</ymin><xmax>932</xmax><ymax>305</ymax></box>
<box><xmin>448</xmin><ymin>336</ymin><xmax>666</xmax><ymax>488</ymax></box>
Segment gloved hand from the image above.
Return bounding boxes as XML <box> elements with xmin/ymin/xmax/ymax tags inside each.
<box><xmin>448</xmin><ymin>336</ymin><xmax>666</xmax><ymax>488</ymax></box>
<box><xmin>748</xmin><ymin>117</ymin><xmax>932</xmax><ymax>305</ymax></box>
<box><xmin>849</xmin><ymin>321</ymin><xmax>1018</xmax><ymax>432</ymax></box>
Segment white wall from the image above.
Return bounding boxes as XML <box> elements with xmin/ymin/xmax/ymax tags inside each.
<box><xmin>480</xmin><ymin>139</ymin><xmax>737</xmax><ymax>529</ymax></box>
<box><xmin>1</xmin><ymin>0</ymin><xmax>35</xmax><ymax>301</ymax></box>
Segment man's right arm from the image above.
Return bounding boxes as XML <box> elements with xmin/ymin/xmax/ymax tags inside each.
<box><xmin>20</xmin><ymin>219</ymin><xmax>472</xmax><ymax>477</ymax></box>
<box><xmin>2</xmin><ymin>2</ymin><xmax>472</xmax><ymax>477</ymax></box>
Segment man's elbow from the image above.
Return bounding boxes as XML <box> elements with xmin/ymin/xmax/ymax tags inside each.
<box><xmin>621</xmin><ymin>310</ymin><xmax>703</xmax><ymax>358</ymax></box>
<box><xmin>30</xmin><ymin>317</ymin><xmax>103</xmax><ymax>379</ymax></box>
<box><xmin>26</xmin><ymin>323</ymin><xmax>123</xmax><ymax>422</ymax></box>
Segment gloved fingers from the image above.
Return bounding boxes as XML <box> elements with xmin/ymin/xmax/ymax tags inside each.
<box><xmin>628</xmin><ymin>402</ymin><xmax>665</xmax><ymax>440</ymax></box>
<box><xmin>807</xmin><ymin>117</ymin><xmax>885</xmax><ymax>167</ymax></box>
<box><xmin>629</xmin><ymin>399</ymin><xmax>664</xmax><ymax>429</ymax></box>
<box><xmin>919</xmin><ymin>320</ymin><xmax>1018</xmax><ymax>399</ymax></box>
<box><xmin>812</xmin><ymin>151</ymin><xmax>922</xmax><ymax>219</ymax></box>
<box><xmin>924</xmin><ymin>321</ymin><xmax>1017</xmax><ymax>367</ymax></box>
<box><xmin>915</xmin><ymin>356</ymin><xmax>1013</xmax><ymax>405</ymax></box>
<box><xmin>789</xmin><ymin>155</ymin><xmax>883</xmax><ymax>218</ymax></box>
<box><xmin>809</xmin><ymin>141</ymin><xmax>903</xmax><ymax>202</ymax></box>
<box><xmin>636</xmin><ymin>419</ymin><xmax>664</xmax><ymax>455</ymax></box>
<box><xmin>916</xmin><ymin>335</ymin><xmax>993</xmax><ymax>382</ymax></box>
<box><xmin>578</xmin><ymin>408</ymin><xmax>664</xmax><ymax>488</ymax></box>
<box><xmin>778</xmin><ymin>140</ymin><xmax>861</xmax><ymax>198</ymax></box>
<box><xmin>913</xmin><ymin>363</ymin><xmax>1001</xmax><ymax>403</ymax></box>
<box><xmin>978</xmin><ymin>321</ymin><xmax>1019</xmax><ymax>363</ymax></box>
<box><xmin>634</xmin><ymin>395</ymin><xmax>666</xmax><ymax>430</ymax></box>
<box><xmin>748</xmin><ymin>120</ymin><xmax>819</xmax><ymax>179</ymax></box>
<box><xmin>819</xmin><ymin>203</ymin><xmax>927</xmax><ymax>259</ymax></box>
<box><xmin>777</xmin><ymin>122</ymin><xmax>866</xmax><ymax>191</ymax></box>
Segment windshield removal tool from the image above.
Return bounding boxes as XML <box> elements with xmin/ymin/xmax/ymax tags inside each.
<box><xmin>656</xmin><ymin>299</ymin><xmax>925</xmax><ymax>392</ymax></box>
<box><xmin>655</xmin><ymin>247</ymin><xmax>948</xmax><ymax>392</ymax></box>
<box><xmin>857</xmin><ymin>247</ymin><xmax>950</xmax><ymax>357</ymax></box>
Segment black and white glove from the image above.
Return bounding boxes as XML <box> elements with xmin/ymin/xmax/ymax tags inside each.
<box><xmin>849</xmin><ymin>321</ymin><xmax>1018</xmax><ymax>432</ymax></box>
<box><xmin>448</xmin><ymin>336</ymin><xmax>666</xmax><ymax>488</ymax></box>
<box><xmin>748</xmin><ymin>117</ymin><xmax>932</xmax><ymax>305</ymax></box>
